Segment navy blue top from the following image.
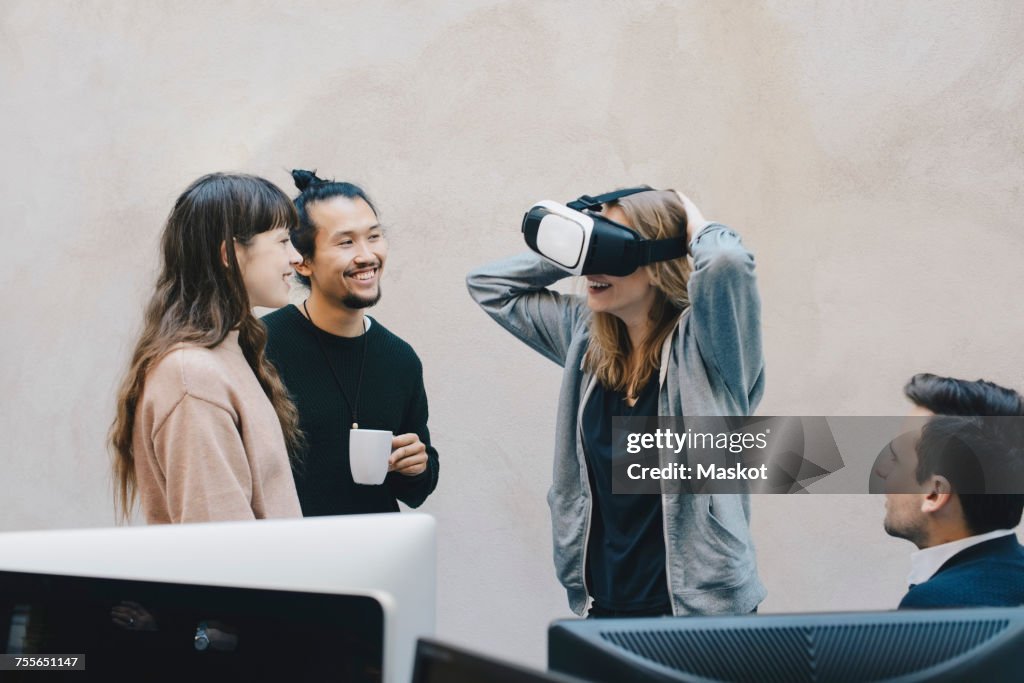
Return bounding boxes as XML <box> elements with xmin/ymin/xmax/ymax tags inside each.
<box><xmin>899</xmin><ymin>534</ymin><xmax>1024</xmax><ymax>609</ymax></box>
<box><xmin>582</xmin><ymin>372</ymin><xmax>671</xmax><ymax>613</ymax></box>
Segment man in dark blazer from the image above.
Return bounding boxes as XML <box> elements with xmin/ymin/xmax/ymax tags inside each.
<box><xmin>876</xmin><ymin>374</ymin><xmax>1024</xmax><ymax>608</ymax></box>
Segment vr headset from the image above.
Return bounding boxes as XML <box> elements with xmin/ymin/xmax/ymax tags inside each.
<box><xmin>521</xmin><ymin>186</ymin><xmax>686</xmax><ymax>276</ymax></box>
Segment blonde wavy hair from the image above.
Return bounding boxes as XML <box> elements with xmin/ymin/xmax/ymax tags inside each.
<box><xmin>583</xmin><ymin>189</ymin><xmax>692</xmax><ymax>395</ymax></box>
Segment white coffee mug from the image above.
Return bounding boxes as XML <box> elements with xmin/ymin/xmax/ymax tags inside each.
<box><xmin>349</xmin><ymin>429</ymin><xmax>393</xmax><ymax>485</ymax></box>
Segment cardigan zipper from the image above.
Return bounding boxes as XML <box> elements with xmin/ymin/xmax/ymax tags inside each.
<box><xmin>658</xmin><ymin>334</ymin><xmax>677</xmax><ymax>616</ymax></box>
<box><xmin>577</xmin><ymin>373</ymin><xmax>598</xmax><ymax>609</ymax></box>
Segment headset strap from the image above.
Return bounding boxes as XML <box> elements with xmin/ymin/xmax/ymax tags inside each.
<box><xmin>566</xmin><ymin>185</ymin><xmax>687</xmax><ymax>262</ymax></box>
<box><xmin>566</xmin><ymin>185</ymin><xmax>654</xmax><ymax>211</ymax></box>
<box><xmin>643</xmin><ymin>236</ymin><xmax>687</xmax><ymax>263</ymax></box>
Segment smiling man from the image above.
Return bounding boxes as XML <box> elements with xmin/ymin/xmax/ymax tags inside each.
<box><xmin>261</xmin><ymin>170</ymin><xmax>439</xmax><ymax>515</ymax></box>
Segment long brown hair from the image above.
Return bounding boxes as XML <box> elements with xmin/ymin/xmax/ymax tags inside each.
<box><xmin>110</xmin><ymin>173</ymin><xmax>302</xmax><ymax>521</ymax></box>
<box><xmin>584</xmin><ymin>189</ymin><xmax>692</xmax><ymax>394</ymax></box>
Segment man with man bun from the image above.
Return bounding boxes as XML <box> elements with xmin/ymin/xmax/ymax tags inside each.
<box><xmin>262</xmin><ymin>170</ymin><xmax>439</xmax><ymax>515</ymax></box>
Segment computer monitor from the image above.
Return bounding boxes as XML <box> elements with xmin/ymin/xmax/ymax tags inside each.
<box><xmin>413</xmin><ymin>639</ymin><xmax>587</xmax><ymax>683</ymax></box>
<box><xmin>549</xmin><ymin>608</ymin><xmax>1024</xmax><ymax>682</ymax></box>
<box><xmin>0</xmin><ymin>513</ymin><xmax>435</xmax><ymax>683</ymax></box>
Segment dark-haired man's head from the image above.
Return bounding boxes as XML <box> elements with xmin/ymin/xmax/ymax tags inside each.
<box><xmin>290</xmin><ymin>169</ymin><xmax>385</xmax><ymax>310</ymax></box>
<box><xmin>881</xmin><ymin>374</ymin><xmax>1024</xmax><ymax>549</ymax></box>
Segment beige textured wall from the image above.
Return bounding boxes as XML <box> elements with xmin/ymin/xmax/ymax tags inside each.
<box><xmin>3</xmin><ymin>0</ymin><xmax>1023</xmax><ymax>668</ymax></box>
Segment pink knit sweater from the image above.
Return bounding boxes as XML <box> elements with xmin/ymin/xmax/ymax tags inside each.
<box><xmin>132</xmin><ymin>331</ymin><xmax>302</xmax><ymax>523</ymax></box>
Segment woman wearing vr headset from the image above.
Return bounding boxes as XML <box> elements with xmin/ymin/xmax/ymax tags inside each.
<box><xmin>110</xmin><ymin>173</ymin><xmax>304</xmax><ymax>524</ymax></box>
<box><xmin>468</xmin><ymin>188</ymin><xmax>765</xmax><ymax>617</ymax></box>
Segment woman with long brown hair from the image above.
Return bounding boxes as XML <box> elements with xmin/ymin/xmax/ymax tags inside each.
<box><xmin>111</xmin><ymin>173</ymin><xmax>304</xmax><ymax>523</ymax></box>
<box><xmin>468</xmin><ymin>189</ymin><xmax>766</xmax><ymax>617</ymax></box>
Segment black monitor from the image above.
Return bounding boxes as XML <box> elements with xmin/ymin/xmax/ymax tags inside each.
<box><xmin>0</xmin><ymin>569</ymin><xmax>384</xmax><ymax>682</ymax></box>
<box><xmin>0</xmin><ymin>515</ymin><xmax>436</xmax><ymax>683</ymax></box>
<box><xmin>413</xmin><ymin>639</ymin><xmax>587</xmax><ymax>683</ymax></box>
<box><xmin>549</xmin><ymin>608</ymin><xmax>1024</xmax><ymax>682</ymax></box>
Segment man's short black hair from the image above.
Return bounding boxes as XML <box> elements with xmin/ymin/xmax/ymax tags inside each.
<box><xmin>915</xmin><ymin>416</ymin><xmax>1024</xmax><ymax>534</ymax></box>
<box><xmin>906</xmin><ymin>374</ymin><xmax>1024</xmax><ymax>534</ymax></box>
<box><xmin>904</xmin><ymin>373</ymin><xmax>1024</xmax><ymax>417</ymax></box>
<box><xmin>289</xmin><ymin>169</ymin><xmax>378</xmax><ymax>287</ymax></box>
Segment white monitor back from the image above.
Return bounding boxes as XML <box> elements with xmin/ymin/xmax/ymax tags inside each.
<box><xmin>0</xmin><ymin>513</ymin><xmax>435</xmax><ymax>683</ymax></box>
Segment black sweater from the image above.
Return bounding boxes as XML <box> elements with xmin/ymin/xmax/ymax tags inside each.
<box><xmin>262</xmin><ymin>304</ymin><xmax>439</xmax><ymax>515</ymax></box>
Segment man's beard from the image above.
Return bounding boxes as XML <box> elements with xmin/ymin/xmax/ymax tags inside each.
<box><xmin>342</xmin><ymin>286</ymin><xmax>382</xmax><ymax>310</ymax></box>
<box><xmin>884</xmin><ymin>514</ymin><xmax>925</xmax><ymax>548</ymax></box>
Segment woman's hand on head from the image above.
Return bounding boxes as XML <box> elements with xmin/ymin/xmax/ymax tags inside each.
<box><xmin>675</xmin><ymin>191</ymin><xmax>709</xmax><ymax>244</ymax></box>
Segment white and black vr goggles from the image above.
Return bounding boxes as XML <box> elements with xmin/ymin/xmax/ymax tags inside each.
<box><xmin>521</xmin><ymin>186</ymin><xmax>686</xmax><ymax>277</ymax></box>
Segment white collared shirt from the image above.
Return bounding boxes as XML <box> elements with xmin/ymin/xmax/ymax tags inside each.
<box><xmin>907</xmin><ymin>529</ymin><xmax>1017</xmax><ymax>586</ymax></box>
